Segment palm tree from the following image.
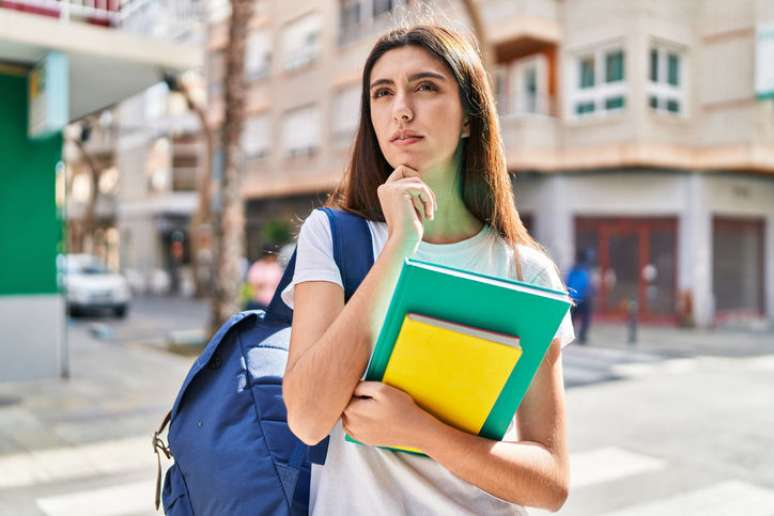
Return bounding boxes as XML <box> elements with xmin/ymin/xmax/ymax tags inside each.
<box><xmin>209</xmin><ymin>0</ymin><xmax>254</xmax><ymax>332</ymax></box>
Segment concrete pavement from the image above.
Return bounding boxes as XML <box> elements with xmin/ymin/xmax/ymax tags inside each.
<box><xmin>0</xmin><ymin>295</ymin><xmax>772</xmax><ymax>515</ymax></box>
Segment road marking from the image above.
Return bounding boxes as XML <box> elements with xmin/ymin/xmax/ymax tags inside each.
<box><xmin>745</xmin><ymin>355</ymin><xmax>774</xmax><ymax>371</ymax></box>
<box><xmin>0</xmin><ymin>436</ymin><xmax>153</xmax><ymax>489</ymax></box>
<box><xmin>611</xmin><ymin>358</ymin><xmax>697</xmax><ymax>378</ymax></box>
<box><xmin>36</xmin><ymin>480</ymin><xmax>156</xmax><ymax>516</ymax></box>
<box><xmin>570</xmin><ymin>447</ymin><xmax>666</xmax><ymax>489</ymax></box>
<box><xmin>598</xmin><ymin>480</ymin><xmax>774</xmax><ymax>516</ymax></box>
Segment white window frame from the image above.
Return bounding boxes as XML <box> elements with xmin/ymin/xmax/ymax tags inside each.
<box><xmin>282</xmin><ymin>104</ymin><xmax>321</xmax><ymax>157</ymax></box>
<box><xmin>242</xmin><ymin>114</ymin><xmax>271</xmax><ymax>160</ymax></box>
<box><xmin>647</xmin><ymin>42</ymin><xmax>687</xmax><ymax>117</ymax></box>
<box><xmin>498</xmin><ymin>54</ymin><xmax>550</xmax><ymax>117</ymax></box>
<box><xmin>245</xmin><ymin>30</ymin><xmax>272</xmax><ymax>81</ymax></box>
<box><xmin>337</xmin><ymin>0</ymin><xmax>406</xmax><ymax>46</ymax></box>
<box><xmin>331</xmin><ymin>84</ymin><xmax>361</xmax><ymax>147</ymax></box>
<box><xmin>567</xmin><ymin>42</ymin><xmax>627</xmax><ymax>120</ymax></box>
<box><xmin>282</xmin><ymin>13</ymin><xmax>321</xmax><ymax>72</ymax></box>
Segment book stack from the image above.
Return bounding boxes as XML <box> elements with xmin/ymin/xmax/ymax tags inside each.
<box><xmin>346</xmin><ymin>258</ymin><xmax>572</xmax><ymax>455</ymax></box>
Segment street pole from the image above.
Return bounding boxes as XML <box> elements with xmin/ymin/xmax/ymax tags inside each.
<box><xmin>627</xmin><ymin>298</ymin><xmax>638</xmax><ymax>345</ymax></box>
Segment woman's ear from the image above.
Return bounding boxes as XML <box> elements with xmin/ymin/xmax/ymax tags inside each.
<box><xmin>461</xmin><ymin>117</ymin><xmax>470</xmax><ymax>138</ymax></box>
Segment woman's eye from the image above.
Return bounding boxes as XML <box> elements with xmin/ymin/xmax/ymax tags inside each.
<box><xmin>417</xmin><ymin>82</ymin><xmax>437</xmax><ymax>92</ymax></box>
<box><xmin>373</xmin><ymin>89</ymin><xmax>391</xmax><ymax>98</ymax></box>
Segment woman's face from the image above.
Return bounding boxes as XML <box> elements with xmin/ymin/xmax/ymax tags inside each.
<box><xmin>369</xmin><ymin>45</ymin><xmax>468</xmax><ymax>174</ymax></box>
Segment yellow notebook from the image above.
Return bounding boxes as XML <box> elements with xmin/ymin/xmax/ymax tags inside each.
<box><xmin>378</xmin><ymin>313</ymin><xmax>522</xmax><ymax>453</ymax></box>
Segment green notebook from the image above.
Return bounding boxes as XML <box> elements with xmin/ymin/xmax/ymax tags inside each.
<box><xmin>358</xmin><ymin>257</ymin><xmax>572</xmax><ymax>445</ymax></box>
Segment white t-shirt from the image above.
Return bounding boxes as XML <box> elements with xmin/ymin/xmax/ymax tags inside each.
<box><xmin>281</xmin><ymin>209</ymin><xmax>574</xmax><ymax>516</ymax></box>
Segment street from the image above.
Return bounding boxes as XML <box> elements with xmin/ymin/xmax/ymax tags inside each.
<box><xmin>0</xmin><ymin>296</ymin><xmax>772</xmax><ymax>515</ymax></box>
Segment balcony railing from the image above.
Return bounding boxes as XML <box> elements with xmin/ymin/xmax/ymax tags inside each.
<box><xmin>0</xmin><ymin>0</ymin><xmax>202</xmax><ymax>41</ymax></box>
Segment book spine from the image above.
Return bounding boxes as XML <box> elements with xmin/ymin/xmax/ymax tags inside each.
<box><xmin>365</xmin><ymin>258</ymin><xmax>411</xmax><ymax>381</ymax></box>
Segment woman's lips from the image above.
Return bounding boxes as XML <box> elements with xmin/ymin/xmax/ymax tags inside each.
<box><xmin>392</xmin><ymin>137</ymin><xmax>423</xmax><ymax>146</ymax></box>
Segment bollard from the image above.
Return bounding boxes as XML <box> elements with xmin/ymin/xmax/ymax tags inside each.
<box><xmin>627</xmin><ymin>298</ymin><xmax>638</xmax><ymax>345</ymax></box>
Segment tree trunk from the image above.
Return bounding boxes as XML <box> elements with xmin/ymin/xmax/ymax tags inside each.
<box><xmin>178</xmin><ymin>86</ymin><xmax>214</xmax><ymax>298</ymax></box>
<box><xmin>210</xmin><ymin>0</ymin><xmax>253</xmax><ymax>333</ymax></box>
<box><xmin>72</xmin><ymin>138</ymin><xmax>101</xmax><ymax>255</ymax></box>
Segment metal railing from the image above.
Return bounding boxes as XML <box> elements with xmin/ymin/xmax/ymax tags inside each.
<box><xmin>0</xmin><ymin>0</ymin><xmax>202</xmax><ymax>41</ymax></box>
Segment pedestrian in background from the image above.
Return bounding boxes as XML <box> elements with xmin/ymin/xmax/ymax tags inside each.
<box><xmin>567</xmin><ymin>248</ymin><xmax>595</xmax><ymax>344</ymax></box>
<box><xmin>244</xmin><ymin>244</ymin><xmax>283</xmax><ymax>311</ymax></box>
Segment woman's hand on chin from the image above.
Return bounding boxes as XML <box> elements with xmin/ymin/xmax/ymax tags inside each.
<box><xmin>378</xmin><ymin>165</ymin><xmax>437</xmax><ymax>256</ymax></box>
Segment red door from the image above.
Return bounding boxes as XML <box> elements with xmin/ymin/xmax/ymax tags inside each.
<box><xmin>575</xmin><ymin>217</ymin><xmax>678</xmax><ymax>323</ymax></box>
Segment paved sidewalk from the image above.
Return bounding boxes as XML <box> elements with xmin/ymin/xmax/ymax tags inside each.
<box><xmin>0</xmin><ymin>296</ymin><xmax>771</xmax><ymax>515</ymax></box>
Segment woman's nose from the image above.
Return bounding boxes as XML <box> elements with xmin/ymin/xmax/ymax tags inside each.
<box><xmin>392</xmin><ymin>94</ymin><xmax>414</xmax><ymax>123</ymax></box>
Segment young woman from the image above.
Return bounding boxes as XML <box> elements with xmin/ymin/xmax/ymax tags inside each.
<box><xmin>281</xmin><ymin>25</ymin><xmax>574</xmax><ymax>515</ymax></box>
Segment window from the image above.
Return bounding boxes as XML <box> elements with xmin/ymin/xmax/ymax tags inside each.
<box><xmin>496</xmin><ymin>54</ymin><xmax>550</xmax><ymax>116</ymax></box>
<box><xmin>605</xmin><ymin>50</ymin><xmax>624</xmax><ymax>82</ymax></box>
<box><xmin>579</xmin><ymin>57</ymin><xmax>595</xmax><ymax>89</ymax></box>
<box><xmin>242</xmin><ymin>115</ymin><xmax>271</xmax><ymax>159</ymax></box>
<box><xmin>332</xmin><ymin>85</ymin><xmax>361</xmax><ymax>146</ymax></box>
<box><xmin>373</xmin><ymin>0</ymin><xmax>394</xmax><ymax>17</ymax></box>
<box><xmin>282</xmin><ymin>13</ymin><xmax>321</xmax><ymax>71</ymax></box>
<box><xmin>282</xmin><ymin>105</ymin><xmax>320</xmax><ymax>157</ymax></box>
<box><xmin>338</xmin><ymin>0</ymin><xmax>403</xmax><ymax>45</ymax></box>
<box><xmin>569</xmin><ymin>44</ymin><xmax>626</xmax><ymax>119</ymax></box>
<box><xmin>245</xmin><ymin>31</ymin><xmax>271</xmax><ymax>80</ymax></box>
<box><xmin>648</xmin><ymin>43</ymin><xmax>685</xmax><ymax>116</ymax></box>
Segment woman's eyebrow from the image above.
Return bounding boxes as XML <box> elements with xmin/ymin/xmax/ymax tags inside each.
<box><xmin>369</xmin><ymin>71</ymin><xmax>447</xmax><ymax>90</ymax></box>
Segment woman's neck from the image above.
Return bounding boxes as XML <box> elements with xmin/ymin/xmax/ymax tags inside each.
<box><xmin>417</xmin><ymin>149</ymin><xmax>483</xmax><ymax>245</ymax></box>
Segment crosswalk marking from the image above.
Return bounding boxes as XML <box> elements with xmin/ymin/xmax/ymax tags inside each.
<box><xmin>610</xmin><ymin>358</ymin><xmax>697</xmax><ymax>378</ymax></box>
<box><xmin>570</xmin><ymin>447</ymin><xmax>666</xmax><ymax>489</ymax></box>
<box><xmin>598</xmin><ymin>480</ymin><xmax>774</xmax><ymax>516</ymax></box>
<box><xmin>0</xmin><ymin>436</ymin><xmax>153</xmax><ymax>489</ymax></box>
<box><xmin>36</xmin><ymin>480</ymin><xmax>156</xmax><ymax>516</ymax></box>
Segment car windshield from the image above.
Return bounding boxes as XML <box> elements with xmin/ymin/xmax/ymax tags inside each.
<box><xmin>64</xmin><ymin>258</ymin><xmax>109</xmax><ymax>275</ymax></box>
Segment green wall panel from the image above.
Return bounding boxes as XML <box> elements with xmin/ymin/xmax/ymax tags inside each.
<box><xmin>0</xmin><ymin>72</ymin><xmax>63</xmax><ymax>296</ymax></box>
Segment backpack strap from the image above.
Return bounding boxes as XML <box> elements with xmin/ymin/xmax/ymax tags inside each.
<box><xmin>264</xmin><ymin>208</ymin><xmax>374</xmax><ymax>323</ymax></box>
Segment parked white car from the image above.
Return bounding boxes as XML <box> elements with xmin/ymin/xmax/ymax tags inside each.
<box><xmin>61</xmin><ymin>254</ymin><xmax>131</xmax><ymax>318</ymax></box>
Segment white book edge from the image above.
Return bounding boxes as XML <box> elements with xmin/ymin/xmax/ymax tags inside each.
<box><xmin>410</xmin><ymin>260</ymin><xmax>571</xmax><ymax>304</ymax></box>
<box><xmin>407</xmin><ymin>313</ymin><xmax>521</xmax><ymax>350</ymax></box>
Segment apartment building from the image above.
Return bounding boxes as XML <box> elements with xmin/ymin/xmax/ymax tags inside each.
<box><xmin>206</xmin><ymin>0</ymin><xmax>774</xmax><ymax>328</ymax></box>
<box><xmin>0</xmin><ymin>1</ymin><xmax>201</xmax><ymax>380</ymax></box>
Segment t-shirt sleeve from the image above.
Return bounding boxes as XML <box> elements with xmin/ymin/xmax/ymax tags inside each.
<box><xmin>280</xmin><ymin>209</ymin><xmax>344</xmax><ymax>310</ymax></box>
<box><xmin>527</xmin><ymin>264</ymin><xmax>576</xmax><ymax>349</ymax></box>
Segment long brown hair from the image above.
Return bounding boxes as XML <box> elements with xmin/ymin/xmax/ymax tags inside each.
<box><xmin>327</xmin><ymin>25</ymin><xmax>543</xmax><ymax>280</ymax></box>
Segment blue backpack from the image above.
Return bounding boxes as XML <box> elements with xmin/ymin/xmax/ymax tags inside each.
<box><xmin>154</xmin><ymin>207</ymin><xmax>375</xmax><ymax>515</ymax></box>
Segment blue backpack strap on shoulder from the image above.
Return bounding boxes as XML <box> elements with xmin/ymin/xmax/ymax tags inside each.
<box><xmin>263</xmin><ymin>207</ymin><xmax>374</xmax><ymax>466</ymax></box>
<box><xmin>264</xmin><ymin>207</ymin><xmax>374</xmax><ymax>324</ymax></box>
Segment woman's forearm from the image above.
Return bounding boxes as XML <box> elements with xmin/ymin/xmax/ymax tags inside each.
<box><xmin>284</xmin><ymin>238</ymin><xmax>412</xmax><ymax>444</ymax></box>
<box><xmin>416</xmin><ymin>418</ymin><xmax>569</xmax><ymax>511</ymax></box>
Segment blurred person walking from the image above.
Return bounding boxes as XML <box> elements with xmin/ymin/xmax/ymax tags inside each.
<box><xmin>244</xmin><ymin>244</ymin><xmax>283</xmax><ymax>311</ymax></box>
<box><xmin>566</xmin><ymin>248</ymin><xmax>595</xmax><ymax>344</ymax></box>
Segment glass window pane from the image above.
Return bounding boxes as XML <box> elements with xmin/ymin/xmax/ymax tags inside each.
<box><xmin>666</xmin><ymin>99</ymin><xmax>680</xmax><ymax>113</ymax></box>
<box><xmin>373</xmin><ymin>0</ymin><xmax>394</xmax><ymax>17</ymax></box>
<box><xmin>649</xmin><ymin>96</ymin><xmax>659</xmax><ymax>109</ymax></box>
<box><xmin>575</xmin><ymin>102</ymin><xmax>595</xmax><ymax>115</ymax></box>
<box><xmin>649</xmin><ymin>48</ymin><xmax>659</xmax><ymax>82</ymax></box>
<box><xmin>605</xmin><ymin>50</ymin><xmax>624</xmax><ymax>82</ymax></box>
<box><xmin>605</xmin><ymin>96</ymin><xmax>625</xmax><ymax>110</ymax></box>
<box><xmin>579</xmin><ymin>57</ymin><xmax>595</xmax><ymax>89</ymax></box>
<box><xmin>668</xmin><ymin>53</ymin><xmax>680</xmax><ymax>86</ymax></box>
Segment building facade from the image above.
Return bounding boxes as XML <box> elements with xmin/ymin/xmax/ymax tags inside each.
<box><xmin>0</xmin><ymin>0</ymin><xmax>201</xmax><ymax>381</ymax></box>
<box><xmin>205</xmin><ymin>0</ymin><xmax>774</xmax><ymax>328</ymax></box>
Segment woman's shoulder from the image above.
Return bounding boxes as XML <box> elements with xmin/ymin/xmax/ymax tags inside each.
<box><xmin>511</xmin><ymin>243</ymin><xmax>562</xmax><ymax>285</ymax></box>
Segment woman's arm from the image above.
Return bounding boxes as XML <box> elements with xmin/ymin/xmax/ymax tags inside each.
<box><xmin>284</xmin><ymin>165</ymin><xmax>436</xmax><ymax>445</ymax></box>
<box><xmin>283</xmin><ymin>238</ymin><xmax>412</xmax><ymax>445</ymax></box>
<box><xmin>343</xmin><ymin>339</ymin><xmax>569</xmax><ymax>511</ymax></box>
